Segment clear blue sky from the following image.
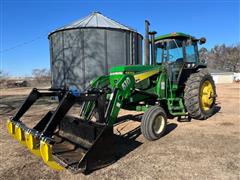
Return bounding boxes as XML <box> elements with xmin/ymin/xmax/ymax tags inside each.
<box><xmin>1</xmin><ymin>0</ymin><xmax>239</xmax><ymax>76</ymax></box>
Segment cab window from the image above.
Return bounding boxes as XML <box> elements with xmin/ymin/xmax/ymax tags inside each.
<box><xmin>185</xmin><ymin>43</ymin><xmax>198</xmax><ymax>63</ymax></box>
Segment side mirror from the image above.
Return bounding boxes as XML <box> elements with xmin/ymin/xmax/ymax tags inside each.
<box><xmin>199</xmin><ymin>37</ymin><xmax>206</xmax><ymax>45</ymax></box>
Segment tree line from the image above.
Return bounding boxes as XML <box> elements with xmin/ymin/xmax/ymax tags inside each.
<box><xmin>0</xmin><ymin>69</ymin><xmax>51</xmax><ymax>88</ymax></box>
<box><xmin>199</xmin><ymin>44</ymin><xmax>240</xmax><ymax>72</ymax></box>
<box><xmin>1</xmin><ymin>43</ymin><xmax>239</xmax><ymax>80</ymax></box>
<box><xmin>31</xmin><ymin>68</ymin><xmax>51</xmax><ymax>83</ymax></box>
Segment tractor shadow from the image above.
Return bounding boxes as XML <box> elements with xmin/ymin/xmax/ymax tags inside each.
<box><xmin>102</xmin><ymin>114</ymin><xmax>177</xmax><ymax>170</ymax></box>
<box><xmin>85</xmin><ymin>114</ymin><xmax>178</xmax><ymax>174</ymax></box>
<box><xmin>111</xmin><ymin>114</ymin><xmax>143</xmax><ymax>165</ymax></box>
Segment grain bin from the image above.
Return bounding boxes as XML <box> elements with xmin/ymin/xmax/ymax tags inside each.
<box><xmin>49</xmin><ymin>12</ymin><xmax>143</xmax><ymax>91</ymax></box>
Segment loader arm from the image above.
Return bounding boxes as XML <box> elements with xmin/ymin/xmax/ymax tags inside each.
<box><xmin>80</xmin><ymin>74</ymin><xmax>135</xmax><ymax>126</ymax></box>
<box><xmin>105</xmin><ymin>74</ymin><xmax>135</xmax><ymax>125</ymax></box>
<box><xmin>6</xmin><ymin>73</ymin><xmax>136</xmax><ymax>173</ymax></box>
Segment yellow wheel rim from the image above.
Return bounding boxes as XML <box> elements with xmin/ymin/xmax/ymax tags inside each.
<box><xmin>153</xmin><ymin>116</ymin><xmax>165</xmax><ymax>135</ymax></box>
<box><xmin>200</xmin><ymin>80</ymin><xmax>214</xmax><ymax>111</ymax></box>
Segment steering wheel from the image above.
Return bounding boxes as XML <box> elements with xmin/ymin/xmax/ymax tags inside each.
<box><xmin>163</xmin><ymin>54</ymin><xmax>174</xmax><ymax>61</ymax></box>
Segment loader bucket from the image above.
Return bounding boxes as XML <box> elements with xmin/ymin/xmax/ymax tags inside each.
<box><xmin>6</xmin><ymin>87</ymin><xmax>117</xmax><ymax>173</ymax></box>
<box><xmin>40</xmin><ymin>116</ymin><xmax>116</xmax><ymax>173</ymax></box>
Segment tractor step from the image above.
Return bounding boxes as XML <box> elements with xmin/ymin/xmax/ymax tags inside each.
<box><xmin>167</xmin><ymin>98</ymin><xmax>186</xmax><ymax>115</ymax></box>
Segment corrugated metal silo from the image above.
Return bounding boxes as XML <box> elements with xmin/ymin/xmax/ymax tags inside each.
<box><xmin>49</xmin><ymin>12</ymin><xmax>143</xmax><ymax>91</ymax></box>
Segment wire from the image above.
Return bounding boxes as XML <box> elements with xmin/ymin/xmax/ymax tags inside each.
<box><xmin>0</xmin><ymin>33</ymin><xmax>47</xmax><ymax>54</ymax></box>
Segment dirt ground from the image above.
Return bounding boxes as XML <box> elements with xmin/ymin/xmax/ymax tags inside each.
<box><xmin>0</xmin><ymin>84</ymin><xmax>239</xmax><ymax>180</ymax></box>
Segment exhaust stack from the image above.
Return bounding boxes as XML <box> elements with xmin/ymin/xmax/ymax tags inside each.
<box><xmin>145</xmin><ymin>20</ymin><xmax>157</xmax><ymax>65</ymax></box>
<box><xmin>144</xmin><ymin>20</ymin><xmax>150</xmax><ymax>65</ymax></box>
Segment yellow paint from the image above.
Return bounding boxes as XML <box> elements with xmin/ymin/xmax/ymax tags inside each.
<box><xmin>200</xmin><ymin>80</ymin><xmax>214</xmax><ymax>111</ymax></box>
<box><xmin>40</xmin><ymin>141</ymin><xmax>64</xmax><ymax>170</ymax></box>
<box><xmin>25</xmin><ymin>132</ymin><xmax>41</xmax><ymax>157</ymax></box>
<box><xmin>14</xmin><ymin>125</ymin><xmax>26</xmax><ymax>146</ymax></box>
<box><xmin>6</xmin><ymin>120</ymin><xmax>15</xmax><ymax>135</ymax></box>
<box><xmin>134</xmin><ymin>69</ymin><xmax>159</xmax><ymax>83</ymax></box>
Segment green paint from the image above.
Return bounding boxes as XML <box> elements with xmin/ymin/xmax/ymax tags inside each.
<box><xmin>110</xmin><ymin>65</ymin><xmax>155</xmax><ymax>73</ymax></box>
<box><xmin>79</xmin><ymin>32</ymin><xmax>206</xmax><ymax>126</ymax></box>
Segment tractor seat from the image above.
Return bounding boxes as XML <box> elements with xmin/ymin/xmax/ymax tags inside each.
<box><xmin>176</xmin><ymin>58</ymin><xmax>183</xmax><ymax>63</ymax></box>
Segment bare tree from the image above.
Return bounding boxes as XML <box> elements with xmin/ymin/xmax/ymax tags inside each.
<box><xmin>224</xmin><ymin>45</ymin><xmax>240</xmax><ymax>72</ymax></box>
<box><xmin>201</xmin><ymin>44</ymin><xmax>240</xmax><ymax>72</ymax></box>
<box><xmin>0</xmin><ymin>70</ymin><xmax>9</xmax><ymax>88</ymax></box>
<box><xmin>32</xmin><ymin>68</ymin><xmax>51</xmax><ymax>83</ymax></box>
<box><xmin>199</xmin><ymin>47</ymin><xmax>208</xmax><ymax>63</ymax></box>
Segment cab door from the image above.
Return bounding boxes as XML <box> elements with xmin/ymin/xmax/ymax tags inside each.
<box><xmin>165</xmin><ymin>39</ymin><xmax>184</xmax><ymax>83</ymax></box>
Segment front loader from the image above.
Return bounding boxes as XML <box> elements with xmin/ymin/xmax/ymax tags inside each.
<box><xmin>5</xmin><ymin>21</ymin><xmax>216</xmax><ymax>173</ymax></box>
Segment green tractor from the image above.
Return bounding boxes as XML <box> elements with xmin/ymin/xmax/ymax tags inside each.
<box><xmin>6</xmin><ymin>20</ymin><xmax>216</xmax><ymax>173</ymax></box>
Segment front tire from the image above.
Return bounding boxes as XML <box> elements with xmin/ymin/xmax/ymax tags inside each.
<box><xmin>184</xmin><ymin>69</ymin><xmax>216</xmax><ymax>120</ymax></box>
<box><xmin>141</xmin><ymin>106</ymin><xmax>167</xmax><ymax>141</ymax></box>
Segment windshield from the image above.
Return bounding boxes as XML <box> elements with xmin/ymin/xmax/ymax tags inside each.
<box><xmin>168</xmin><ymin>40</ymin><xmax>183</xmax><ymax>62</ymax></box>
<box><xmin>155</xmin><ymin>39</ymin><xmax>183</xmax><ymax>63</ymax></box>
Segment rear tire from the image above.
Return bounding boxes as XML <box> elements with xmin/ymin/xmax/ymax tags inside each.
<box><xmin>184</xmin><ymin>69</ymin><xmax>216</xmax><ymax>120</ymax></box>
<box><xmin>141</xmin><ymin>106</ymin><xmax>167</xmax><ymax>141</ymax></box>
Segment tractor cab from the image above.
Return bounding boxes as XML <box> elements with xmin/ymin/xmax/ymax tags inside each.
<box><xmin>154</xmin><ymin>32</ymin><xmax>206</xmax><ymax>83</ymax></box>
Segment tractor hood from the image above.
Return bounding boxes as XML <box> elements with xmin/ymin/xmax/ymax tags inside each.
<box><xmin>110</xmin><ymin>65</ymin><xmax>161</xmax><ymax>75</ymax></box>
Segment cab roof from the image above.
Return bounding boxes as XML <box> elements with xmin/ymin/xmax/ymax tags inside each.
<box><xmin>155</xmin><ymin>32</ymin><xmax>196</xmax><ymax>41</ymax></box>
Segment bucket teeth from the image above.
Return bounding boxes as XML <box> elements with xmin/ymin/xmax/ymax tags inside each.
<box><xmin>14</xmin><ymin>125</ymin><xmax>26</xmax><ymax>146</ymax></box>
<box><xmin>40</xmin><ymin>140</ymin><xmax>64</xmax><ymax>170</ymax></box>
<box><xmin>6</xmin><ymin>119</ymin><xmax>15</xmax><ymax>135</ymax></box>
<box><xmin>25</xmin><ymin>132</ymin><xmax>41</xmax><ymax>157</ymax></box>
<box><xmin>6</xmin><ymin>120</ymin><xmax>26</xmax><ymax>146</ymax></box>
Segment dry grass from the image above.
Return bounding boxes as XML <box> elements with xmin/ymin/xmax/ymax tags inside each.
<box><xmin>0</xmin><ymin>84</ymin><xmax>239</xmax><ymax>180</ymax></box>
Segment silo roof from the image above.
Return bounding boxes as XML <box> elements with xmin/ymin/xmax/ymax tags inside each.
<box><xmin>51</xmin><ymin>12</ymin><xmax>137</xmax><ymax>33</ymax></box>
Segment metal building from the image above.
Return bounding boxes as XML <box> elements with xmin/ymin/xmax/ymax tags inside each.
<box><xmin>49</xmin><ymin>12</ymin><xmax>143</xmax><ymax>91</ymax></box>
<box><xmin>211</xmin><ymin>72</ymin><xmax>235</xmax><ymax>84</ymax></box>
